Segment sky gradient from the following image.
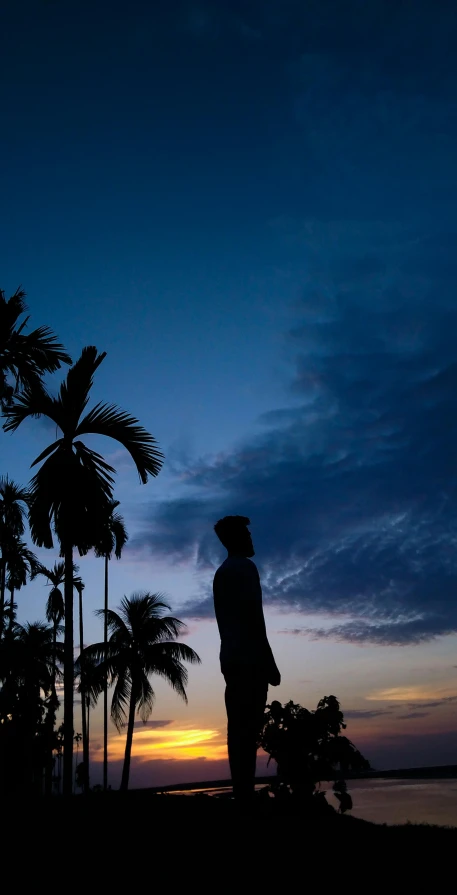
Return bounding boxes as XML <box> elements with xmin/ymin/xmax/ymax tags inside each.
<box><xmin>2</xmin><ymin>0</ymin><xmax>457</xmax><ymax>788</ymax></box>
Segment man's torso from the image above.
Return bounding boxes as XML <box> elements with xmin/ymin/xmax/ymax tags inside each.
<box><xmin>213</xmin><ymin>556</ymin><xmax>267</xmax><ymax>675</ymax></box>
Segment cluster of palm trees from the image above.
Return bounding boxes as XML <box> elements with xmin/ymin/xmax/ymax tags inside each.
<box><xmin>0</xmin><ymin>287</ymin><xmax>200</xmax><ymax>796</ymax></box>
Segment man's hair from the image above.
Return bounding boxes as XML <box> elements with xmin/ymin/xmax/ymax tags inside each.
<box><xmin>214</xmin><ymin>515</ymin><xmax>250</xmax><ymax>549</ymax></box>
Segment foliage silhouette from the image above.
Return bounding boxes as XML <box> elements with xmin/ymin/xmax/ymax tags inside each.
<box><xmin>93</xmin><ymin>498</ymin><xmax>128</xmax><ymax>790</ymax></box>
<box><xmin>3</xmin><ymin>346</ymin><xmax>164</xmax><ymax>795</ymax></box>
<box><xmin>0</xmin><ymin>476</ymin><xmax>29</xmax><ymax>625</ymax></box>
<box><xmin>0</xmin><ymin>286</ymin><xmax>71</xmax><ymax>412</ymax></box>
<box><xmin>258</xmin><ymin>696</ymin><xmax>370</xmax><ymax>811</ymax></box>
<box><xmin>0</xmin><ymin>620</ymin><xmax>64</xmax><ymax>794</ymax></box>
<box><xmin>5</xmin><ymin>539</ymin><xmax>39</xmax><ymax>627</ymax></box>
<box><xmin>75</xmin><ymin>648</ymin><xmax>104</xmax><ymax>792</ymax></box>
<box><xmin>80</xmin><ymin>592</ymin><xmax>201</xmax><ymax>790</ymax></box>
<box><xmin>32</xmin><ymin>559</ymin><xmax>79</xmax><ymax>782</ymax></box>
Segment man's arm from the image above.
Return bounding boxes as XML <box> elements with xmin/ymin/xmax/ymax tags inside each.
<box><xmin>252</xmin><ymin>563</ymin><xmax>281</xmax><ymax>686</ymax></box>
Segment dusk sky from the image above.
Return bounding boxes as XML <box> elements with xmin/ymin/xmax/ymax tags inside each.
<box><xmin>2</xmin><ymin>0</ymin><xmax>457</xmax><ymax>788</ymax></box>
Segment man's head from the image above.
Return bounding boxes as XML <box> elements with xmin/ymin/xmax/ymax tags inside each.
<box><xmin>213</xmin><ymin>515</ymin><xmax>254</xmax><ymax>557</ymax></box>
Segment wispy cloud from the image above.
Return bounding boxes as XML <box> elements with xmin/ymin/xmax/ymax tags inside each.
<box><xmin>343</xmin><ymin>709</ymin><xmax>392</xmax><ymax>720</ymax></box>
<box><xmin>396</xmin><ymin>712</ymin><xmax>430</xmax><ymax>720</ymax></box>
<box><xmin>132</xmin><ymin>720</ymin><xmax>173</xmax><ymax>730</ymax></box>
<box><xmin>407</xmin><ymin>695</ymin><xmax>457</xmax><ymax>710</ymax></box>
<box><xmin>130</xmin><ymin>2</ymin><xmax>457</xmax><ymax>647</ymax></box>
<box><xmin>367</xmin><ymin>687</ymin><xmax>457</xmax><ymax>704</ymax></box>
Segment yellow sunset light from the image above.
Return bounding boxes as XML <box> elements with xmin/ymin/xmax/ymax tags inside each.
<box><xmin>93</xmin><ymin>725</ymin><xmax>228</xmax><ymax>763</ymax></box>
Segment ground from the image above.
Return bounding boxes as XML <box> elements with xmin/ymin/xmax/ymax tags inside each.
<box><xmin>6</xmin><ymin>791</ymin><xmax>456</xmax><ymax>885</ymax></box>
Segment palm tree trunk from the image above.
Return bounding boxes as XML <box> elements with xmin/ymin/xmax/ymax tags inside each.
<box><xmin>63</xmin><ymin>543</ymin><xmax>74</xmax><ymax>797</ymax></box>
<box><xmin>78</xmin><ymin>586</ymin><xmax>88</xmax><ymax>794</ymax></box>
<box><xmin>86</xmin><ymin>698</ymin><xmax>90</xmax><ymax>789</ymax></box>
<box><xmin>120</xmin><ymin>682</ymin><xmax>136</xmax><ymax>791</ymax></box>
<box><xmin>8</xmin><ymin>587</ymin><xmax>14</xmax><ymax>629</ymax></box>
<box><xmin>44</xmin><ymin>623</ymin><xmax>58</xmax><ymax>797</ymax></box>
<box><xmin>52</xmin><ymin>623</ymin><xmax>57</xmax><ymax>695</ymax></box>
<box><xmin>0</xmin><ymin>558</ymin><xmax>5</xmax><ymax>624</ymax></box>
<box><xmin>103</xmin><ymin>553</ymin><xmax>108</xmax><ymax>790</ymax></box>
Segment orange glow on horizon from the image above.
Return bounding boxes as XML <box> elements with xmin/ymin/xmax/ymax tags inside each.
<box><xmin>92</xmin><ymin>724</ymin><xmax>228</xmax><ymax>763</ymax></box>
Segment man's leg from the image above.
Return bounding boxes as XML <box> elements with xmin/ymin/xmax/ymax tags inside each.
<box><xmin>225</xmin><ymin>672</ymin><xmax>268</xmax><ymax>800</ymax></box>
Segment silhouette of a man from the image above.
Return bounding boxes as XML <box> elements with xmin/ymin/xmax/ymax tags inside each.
<box><xmin>213</xmin><ymin>515</ymin><xmax>280</xmax><ymax>801</ymax></box>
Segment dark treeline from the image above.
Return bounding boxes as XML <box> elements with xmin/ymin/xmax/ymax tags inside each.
<box><xmin>0</xmin><ymin>287</ymin><xmax>199</xmax><ymax>796</ymax></box>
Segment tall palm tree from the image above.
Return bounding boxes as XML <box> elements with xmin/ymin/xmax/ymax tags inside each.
<box><xmin>82</xmin><ymin>593</ymin><xmax>201</xmax><ymax>791</ymax></box>
<box><xmin>94</xmin><ymin>499</ymin><xmax>128</xmax><ymax>790</ymax></box>
<box><xmin>0</xmin><ymin>477</ymin><xmax>29</xmax><ymax>624</ymax></box>
<box><xmin>2</xmin><ymin>346</ymin><xmax>164</xmax><ymax>796</ymax></box>
<box><xmin>0</xmin><ymin>286</ymin><xmax>71</xmax><ymax>411</ymax></box>
<box><xmin>32</xmin><ymin>561</ymin><xmax>79</xmax><ymax>695</ymax></box>
<box><xmin>74</xmin><ymin>577</ymin><xmax>90</xmax><ymax>793</ymax></box>
<box><xmin>74</xmin><ymin>650</ymin><xmax>103</xmax><ymax>793</ymax></box>
<box><xmin>5</xmin><ymin>538</ymin><xmax>39</xmax><ymax>626</ymax></box>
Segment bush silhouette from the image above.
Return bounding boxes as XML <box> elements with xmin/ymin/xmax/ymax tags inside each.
<box><xmin>258</xmin><ymin>696</ymin><xmax>370</xmax><ymax>811</ymax></box>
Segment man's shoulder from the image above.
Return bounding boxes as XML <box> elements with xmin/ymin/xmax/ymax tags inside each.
<box><xmin>214</xmin><ymin>556</ymin><xmax>259</xmax><ymax>586</ymax></box>
<box><xmin>214</xmin><ymin>556</ymin><xmax>258</xmax><ymax>579</ymax></box>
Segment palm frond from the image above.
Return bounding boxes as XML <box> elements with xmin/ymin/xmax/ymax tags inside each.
<box><xmin>149</xmin><ymin>652</ymin><xmax>189</xmax><ymax>703</ymax></box>
<box><xmin>78</xmin><ymin>641</ymin><xmax>123</xmax><ymax>680</ymax></box>
<box><xmin>148</xmin><ymin>640</ymin><xmax>201</xmax><ymax>669</ymax></box>
<box><xmin>118</xmin><ymin>592</ymin><xmax>172</xmax><ymax>628</ymax></box>
<box><xmin>11</xmin><ymin>324</ymin><xmax>72</xmax><ymax>374</ymax></box>
<box><xmin>136</xmin><ymin>672</ymin><xmax>155</xmax><ymax>723</ymax></box>
<box><xmin>95</xmin><ymin>607</ymin><xmax>131</xmax><ymax>642</ymax></box>
<box><xmin>31</xmin><ymin>438</ymin><xmax>64</xmax><ymax>467</ymax></box>
<box><xmin>76</xmin><ymin>402</ymin><xmax>164</xmax><ymax>483</ymax></box>
<box><xmin>111</xmin><ymin>669</ymin><xmax>132</xmax><ymax>732</ymax></box>
<box><xmin>73</xmin><ymin>441</ymin><xmax>115</xmax><ymax>490</ymax></box>
<box><xmin>46</xmin><ymin>587</ymin><xmax>64</xmax><ymax>624</ymax></box>
<box><xmin>56</xmin><ymin>346</ymin><xmax>106</xmax><ymax>431</ymax></box>
<box><xmin>0</xmin><ymin>476</ymin><xmax>29</xmax><ymax>535</ymax></box>
<box><xmin>27</xmin><ymin>446</ymin><xmax>114</xmax><ymax>552</ymax></box>
<box><xmin>0</xmin><ymin>287</ymin><xmax>28</xmax><ymax>335</ymax></box>
<box><xmin>2</xmin><ymin>379</ymin><xmax>63</xmax><ymax>434</ymax></box>
<box><xmin>93</xmin><ymin>507</ymin><xmax>129</xmax><ymax>559</ymax></box>
<box><xmin>75</xmin><ymin>652</ymin><xmax>104</xmax><ymax>707</ymax></box>
<box><xmin>31</xmin><ymin>560</ymin><xmax>66</xmax><ymax>584</ymax></box>
<box><xmin>4</xmin><ymin>539</ymin><xmax>39</xmax><ymax>589</ymax></box>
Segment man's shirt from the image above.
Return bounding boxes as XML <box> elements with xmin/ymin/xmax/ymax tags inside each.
<box><xmin>213</xmin><ymin>555</ymin><xmax>273</xmax><ymax>676</ymax></box>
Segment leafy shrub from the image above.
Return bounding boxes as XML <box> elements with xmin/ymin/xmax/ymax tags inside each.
<box><xmin>258</xmin><ymin>696</ymin><xmax>370</xmax><ymax>811</ymax></box>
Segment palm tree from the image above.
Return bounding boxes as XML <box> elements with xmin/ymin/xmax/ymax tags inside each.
<box><xmin>94</xmin><ymin>499</ymin><xmax>128</xmax><ymax>790</ymax></box>
<box><xmin>2</xmin><ymin>346</ymin><xmax>164</xmax><ymax>796</ymax></box>
<box><xmin>5</xmin><ymin>538</ymin><xmax>39</xmax><ymax>626</ymax></box>
<box><xmin>0</xmin><ymin>477</ymin><xmax>29</xmax><ymax>624</ymax></box>
<box><xmin>74</xmin><ymin>577</ymin><xmax>90</xmax><ymax>793</ymax></box>
<box><xmin>31</xmin><ymin>561</ymin><xmax>75</xmax><ymax>795</ymax></box>
<box><xmin>0</xmin><ymin>286</ymin><xmax>71</xmax><ymax>412</ymax></box>
<box><xmin>74</xmin><ymin>651</ymin><xmax>103</xmax><ymax>793</ymax></box>
<box><xmin>73</xmin><ymin>731</ymin><xmax>82</xmax><ymax>791</ymax></box>
<box><xmin>82</xmin><ymin>593</ymin><xmax>201</xmax><ymax>791</ymax></box>
<box><xmin>32</xmin><ymin>561</ymin><xmax>78</xmax><ymax>695</ymax></box>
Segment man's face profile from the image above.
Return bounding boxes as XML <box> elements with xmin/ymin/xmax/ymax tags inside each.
<box><xmin>238</xmin><ymin>526</ymin><xmax>254</xmax><ymax>557</ymax></box>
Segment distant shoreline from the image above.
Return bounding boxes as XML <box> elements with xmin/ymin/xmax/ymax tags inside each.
<box><xmin>138</xmin><ymin>764</ymin><xmax>457</xmax><ymax>795</ymax></box>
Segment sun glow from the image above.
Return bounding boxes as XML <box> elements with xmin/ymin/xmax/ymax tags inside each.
<box><xmin>93</xmin><ymin>725</ymin><xmax>228</xmax><ymax>762</ymax></box>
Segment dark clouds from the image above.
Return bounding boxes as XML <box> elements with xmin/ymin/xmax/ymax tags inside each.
<box><xmin>396</xmin><ymin>712</ymin><xmax>430</xmax><ymax>721</ymax></box>
<box><xmin>131</xmin><ymin>3</ymin><xmax>457</xmax><ymax>646</ymax></box>
<box><xmin>343</xmin><ymin>710</ymin><xmax>392</xmax><ymax>720</ymax></box>
<box><xmin>407</xmin><ymin>696</ymin><xmax>457</xmax><ymax>711</ymax></box>
<box><xmin>132</xmin><ymin>720</ymin><xmax>173</xmax><ymax>729</ymax></box>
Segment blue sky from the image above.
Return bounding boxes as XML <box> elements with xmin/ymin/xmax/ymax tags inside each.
<box><xmin>2</xmin><ymin>0</ymin><xmax>457</xmax><ymax>786</ymax></box>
